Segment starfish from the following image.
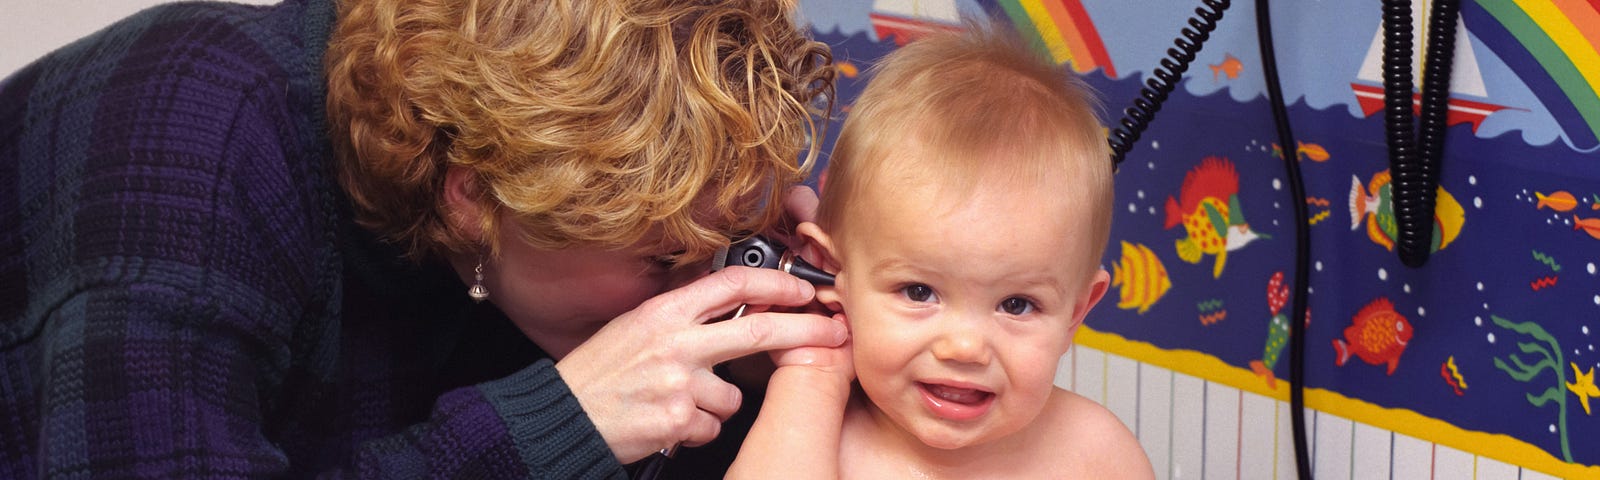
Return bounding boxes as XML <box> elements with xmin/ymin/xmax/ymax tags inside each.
<box><xmin>1565</xmin><ymin>363</ymin><xmax>1600</xmax><ymax>415</ymax></box>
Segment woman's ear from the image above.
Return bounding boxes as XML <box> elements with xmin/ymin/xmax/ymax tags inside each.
<box><xmin>796</xmin><ymin>222</ymin><xmax>843</xmax><ymax>312</ymax></box>
<box><xmin>443</xmin><ymin>166</ymin><xmax>487</xmax><ymax>245</ymax></box>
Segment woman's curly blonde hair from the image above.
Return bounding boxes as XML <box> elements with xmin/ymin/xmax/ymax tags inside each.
<box><xmin>325</xmin><ymin>0</ymin><xmax>833</xmax><ymax>263</ymax></box>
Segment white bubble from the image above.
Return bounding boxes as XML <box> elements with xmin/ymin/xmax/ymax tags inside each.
<box><xmin>1274</xmin><ymin>220</ymin><xmax>1280</xmax><ymax>226</ymax></box>
<box><xmin>1591</xmin><ymin>345</ymin><xmax>1595</xmax><ymax>351</ymax></box>
<box><xmin>1474</xmin><ymin>316</ymin><xmax>1482</xmax><ymax>326</ymax></box>
<box><xmin>1589</xmin><ymin>263</ymin><xmax>1596</xmax><ymax>275</ymax></box>
<box><xmin>1404</xmin><ymin>284</ymin><xmax>1412</xmax><ymax>293</ymax></box>
<box><xmin>1148</xmin><ymin>162</ymin><xmax>1156</xmax><ymax>170</ymax></box>
<box><xmin>1586</xmin><ymin>326</ymin><xmax>1592</xmax><ymax>335</ymax></box>
<box><xmin>1488</xmin><ymin>333</ymin><xmax>1497</xmax><ymax>343</ymax></box>
<box><xmin>1594</xmin><ymin>294</ymin><xmax>1599</xmax><ymax>306</ymax></box>
<box><xmin>1378</xmin><ymin>268</ymin><xmax>1388</xmax><ymax>281</ymax></box>
<box><xmin>1149</xmin><ymin>206</ymin><xmax>1157</xmax><ymax>215</ymax></box>
<box><xmin>1576</xmin><ymin>349</ymin><xmax>1581</xmax><ymax>356</ymax></box>
<box><xmin>1469</xmin><ymin>175</ymin><xmax>1477</xmax><ymax>185</ymax></box>
<box><xmin>1418</xmin><ymin>306</ymin><xmax>1427</xmax><ymax>316</ymax></box>
<box><xmin>1316</xmin><ymin>261</ymin><xmax>1324</xmax><ymax>271</ymax></box>
<box><xmin>1551</xmin><ymin>424</ymin><xmax>1558</xmax><ymax>434</ymax></box>
<box><xmin>1477</xmin><ymin>282</ymin><xmax>1485</xmax><ymax>291</ymax></box>
<box><xmin>1274</xmin><ymin>202</ymin><xmax>1281</xmax><ymax>209</ymax></box>
<box><xmin>1129</xmin><ymin>203</ymin><xmax>1138</xmax><ymax>213</ymax></box>
<box><xmin>1308</xmin><ymin>287</ymin><xmax>1315</xmax><ymax>294</ymax></box>
<box><xmin>1474</xmin><ymin>197</ymin><xmax>1483</xmax><ymax>209</ymax></box>
<box><xmin>1137</xmin><ymin>190</ymin><xmax>1146</xmax><ymax>199</ymax></box>
<box><xmin>1152</xmin><ymin>141</ymin><xmax>1161</xmax><ymax>150</ymax></box>
<box><xmin>1484</xmin><ymin>302</ymin><xmax>1491</xmax><ymax>310</ymax></box>
<box><xmin>1548</xmin><ymin>218</ymin><xmax>1555</xmax><ymax>225</ymax></box>
<box><xmin>1273</xmin><ymin>179</ymin><xmax>1283</xmax><ymax>191</ymax></box>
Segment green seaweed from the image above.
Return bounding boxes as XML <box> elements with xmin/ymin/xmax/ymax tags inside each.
<box><xmin>1490</xmin><ymin>315</ymin><xmax>1571</xmax><ymax>463</ymax></box>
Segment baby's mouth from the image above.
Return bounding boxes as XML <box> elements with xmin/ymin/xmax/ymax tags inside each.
<box><xmin>920</xmin><ymin>382</ymin><xmax>993</xmax><ymax>406</ymax></box>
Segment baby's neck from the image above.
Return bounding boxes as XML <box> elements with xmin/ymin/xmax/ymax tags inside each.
<box><xmin>839</xmin><ymin>391</ymin><xmax>1039</xmax><ymax>479</ymax></box>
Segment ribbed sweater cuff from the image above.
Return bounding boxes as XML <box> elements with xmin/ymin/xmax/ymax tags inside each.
<box><xmin>479</xmin><ymin>359</ymin><xmax>625</xmax><ymax>479</ymax></box>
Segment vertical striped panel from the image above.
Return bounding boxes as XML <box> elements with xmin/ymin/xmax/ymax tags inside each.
<box><xmin>1171</xmin><ymin>373</ymin><xmax>1206</xmax><ymax>480</ymax></box>
<box><xmin>1312</xmin><ymin>412</ymin><xmax>1352</xmax><ymax>480</ymax></box>
<box><xmin>1392</xmin><ymin>432</ymin><xmax>1434</xmax><ymax>479</ymax></box>
<box><xmin>1074</xmin><ymin>346</ymin><xmax>1106</xmax><ymax>404</ymax></box>
<box><xmin>1276</xmin><ymin>401</ymin><xmax>1298</xmax><ymax>480</ymax></box>
<box><xmin>1433</xmin><ymin>443</ymin><xmax>1474</xmax><ymax>479</ymax></box>
<box><xmin>1474</xmin><ymin>455</ymin><xmax>1521</xmax><ymax>480</ymax></box>
<box><xmin>1352</xmin><ymin>422</ymin><xmax>1392</xmax><ymax>480</ymax></box>
<box><xmin>1106</xmin><ymin>354</ymin><xmax>1142</xmax><ymax>434</ymax></box>
<box><xmin>1238</xmin><ymin>391</ymin><xmax>1278</xmax><ymax>480</ymax></box>
<box><xmin>1202</xmin><ymin>381</ymin><xmax>1240</xmax><ymax>480</ymax></box>
<box><xmin>1139</xmin><ymin>365</ymin><xmax>1173</xmax><ymax>480</ymax></box>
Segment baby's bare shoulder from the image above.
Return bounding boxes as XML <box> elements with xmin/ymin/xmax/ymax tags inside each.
<box><xmin>1037</xmin><ymin>388</ymin><xmax>1156</xmax><ymax>479</ymax></box>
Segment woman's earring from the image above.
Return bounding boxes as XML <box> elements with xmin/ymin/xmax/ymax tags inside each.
<box><xmin>468</xmin><ymin>258</ymin><xmax>489</xmax><ymax>302</ymax></box>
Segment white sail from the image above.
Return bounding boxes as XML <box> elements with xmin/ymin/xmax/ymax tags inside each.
<box><xmin>872</xmin><ymin>0</ymin><xmax>961</xmax><ymax>23</ymax></box>
<box><xmin>1355</xmin><ymin>0</ymin><xmax>1488</xmax><ymax>98</ymax></box>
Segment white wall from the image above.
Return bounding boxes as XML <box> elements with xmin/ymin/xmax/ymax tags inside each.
<box><xmin>0</xmin><ymin>0</ymin><xmax>277</xmax><ymax>79</ymax></box>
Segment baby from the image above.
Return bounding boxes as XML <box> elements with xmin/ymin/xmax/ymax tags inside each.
<box><xmin>729</xmin><ymin>23</ymin><xmax>1154</xmax><ymax>479</ymax></box>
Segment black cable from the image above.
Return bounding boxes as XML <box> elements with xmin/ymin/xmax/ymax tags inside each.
<box><xmin>1253</xmin><ymin>1</ymin><xmax>1313</xmax><ymax>478</ymax></box>
<box><xmin>1106</xmin><ymin>0</ymin><xmax>1231</xmax><ymax>169</ymax></box>
<box><xmin>1384</xmin><ymin>0</ymin><xmax>1459</xmax><ymax>267</ymax></box>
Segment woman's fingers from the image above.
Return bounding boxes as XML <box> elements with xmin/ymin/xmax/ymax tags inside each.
<box><xmin>663</xmin><ymin>267</ymin><xmax>816</xmax><ymax>324</ymax></box>
<box><xmin>688</xmin><ymin>311</ymin><xmax>847</xmax><ymax>366</ymax></box>
<box><xmin>690</xmin><ymin>368</ymin><xmax>742</xmax><ymax>423</ymax></box>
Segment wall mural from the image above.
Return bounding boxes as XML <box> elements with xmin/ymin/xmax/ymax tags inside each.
<box><xmin>796</xmin><ymin>0</ymin><xmax>1600</xmax><ymax>477</ymax></box>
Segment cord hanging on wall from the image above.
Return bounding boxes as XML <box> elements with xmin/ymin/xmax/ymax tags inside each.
<box><xmin>1383</xmin><ymin>0</ymin><xmax>1460</xmax><ymax>268</ymax></box>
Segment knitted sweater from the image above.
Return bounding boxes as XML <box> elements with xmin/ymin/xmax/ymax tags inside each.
<box><xmin>0</xmin><ymin>1</ymin><xmax>629</xmax><ymax>477</ymax></box>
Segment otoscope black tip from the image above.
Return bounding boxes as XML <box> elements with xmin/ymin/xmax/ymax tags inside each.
<box><xmin>786</xmin><ymin>256</ymin><xmax>835</xmax><ymax>286</ymax></box>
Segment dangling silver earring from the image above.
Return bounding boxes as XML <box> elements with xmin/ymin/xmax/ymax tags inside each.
<box><xmin>468</xmin><ymin>257</ymin><xmax>489</xmax><ymax>302</ymax></box>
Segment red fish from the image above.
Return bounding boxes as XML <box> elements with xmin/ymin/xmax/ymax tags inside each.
<box><xmin>1333</xmin><ymin>297</ymin><xmax>1412</xmax><ymax>375</ymax></box>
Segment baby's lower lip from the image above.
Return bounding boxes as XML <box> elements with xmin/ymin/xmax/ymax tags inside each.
<box><xmin>917</xmin><ymin>382</ymin><xmax>994</xmax><ymax>421</ymax></box>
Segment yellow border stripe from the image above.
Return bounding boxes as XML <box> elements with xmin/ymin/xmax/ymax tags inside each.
<box><xmin>1075</xmin><ymin>327</ymin><xmax>1600</xmax><ymax>479</ymax></box>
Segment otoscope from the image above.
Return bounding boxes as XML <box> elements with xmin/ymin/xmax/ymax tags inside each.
<box><xmin>632</xmin><ymin>234</ymin><xmax>833</xmax><ymax>480</ymax></box>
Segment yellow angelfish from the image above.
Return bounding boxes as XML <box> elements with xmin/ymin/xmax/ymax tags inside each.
<box><xmin>1111</xmin><ymin>241</ymin><xmax>1171</xmax><ymax>314</ymax></box>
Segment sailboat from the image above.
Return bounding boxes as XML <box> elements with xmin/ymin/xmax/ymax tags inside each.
<box><xmin>1349</xmin><ymin>1</ymin><xmax>1511</xmax><ymax>132</ymax></box>
<box><xmin>870</xmin><ymin>0</ymin><xmax>963</xmax><ymax>46</ymax></box>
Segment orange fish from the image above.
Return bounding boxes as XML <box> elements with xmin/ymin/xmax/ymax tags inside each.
<box><xmin>1535</xmin><ymin>191</ymin><xmax>1578</xmax><ymax>212</ymax></box>
<box><xmin>1209</xmin><ymin>53</ymin><xmax>1243</xmax><ymax>81</ymax></box>
<box><xmin>1333</xmin><ymin>297</ymin><xmax>1413</xmax><ymax>375</ymax></box>
<box><xmin>1575</xmin><ymin>215</ymin><xmax>1600</xmax><ymax>240</ymax></box>
<box><xmin>1272</xmin><ymin>142</ymin><xmax>1330</xmax><ymax>162</ymax></box>
<box><xmin>836</xmin><ymin>61</ymin><xmax>860</xmax><ymax>78</ymax></box>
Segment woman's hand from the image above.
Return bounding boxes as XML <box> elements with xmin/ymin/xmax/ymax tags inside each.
<box><xmin>554</xmin><ymin>266</ymin><xmax>849</xmax><ymax>464</ymax></box>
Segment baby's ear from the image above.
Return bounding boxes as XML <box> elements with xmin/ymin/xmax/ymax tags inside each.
<box><xmin>796</xmin><ymin>222</ymin><xmax>843</xmax><ymax>311</ymax></box>
<box><xmin>1069</xmin><ymin>269</ymin><xmax>1112</xmax><ymax>331</ymax></box>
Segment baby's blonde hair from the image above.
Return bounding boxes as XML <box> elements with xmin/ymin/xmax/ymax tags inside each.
<box><xmin>817</xmin><ymin>22</ymin><xmax>1113</xmax><ymax>265</ymax></box>
<box><xmin>326</xmin><ymin>0</ymin><xmax>834</xmax><ymax>262</ymax></box>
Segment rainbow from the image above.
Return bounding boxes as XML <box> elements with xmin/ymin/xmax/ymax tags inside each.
<box><xmin>1465</xmin><ymin>0</ymin><xmax>1600</xmax><ymax>148</ymax></box>
<box><xmin>993</xmin><ymin>0</ymin><xmax>1117</xmax><ymax>76</ymax></box>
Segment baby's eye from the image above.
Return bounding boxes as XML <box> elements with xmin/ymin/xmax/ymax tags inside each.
<box><xmin>901</xmin><ymin>284</ymin><xmax>936</xmax><ymax>303</ymax></box>
<box><xmin>999</xmin><ymin>297</ymin><xmax>1035</xmax><ymax>315</ymax></box>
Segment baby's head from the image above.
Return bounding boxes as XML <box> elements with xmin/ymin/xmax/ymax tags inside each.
<box><xmin>801</xmin><ymin>24</ymin><xmax>1114</xmax><ymax>450</ymax></box>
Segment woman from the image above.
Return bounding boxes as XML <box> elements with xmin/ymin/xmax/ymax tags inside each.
<box><xmin>0</xmin><ymin>0</ymin><xmax>839</xmax><ymax>477</ymax></box>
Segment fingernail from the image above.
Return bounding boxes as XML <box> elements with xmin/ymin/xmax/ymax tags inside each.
<box><xmin>833</xmin><ymin>324</ymin><xmax>849</xmax><ymax>344</ymax></box>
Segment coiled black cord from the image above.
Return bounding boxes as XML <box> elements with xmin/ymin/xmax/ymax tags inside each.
<box><xmin>1106</xmin><ymin>0</ymin><xmax>1230</xmax><ymax>169</ymax></box>
<box><xmin>1384</xmin><ymin>0</ymin><xmax>1459</xmax><ymax>267</ymax></box>
<box><xmin>1254</xmin><ymin>1</ymin><xmax>1313</xmax><ymax>478</ymax></box>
